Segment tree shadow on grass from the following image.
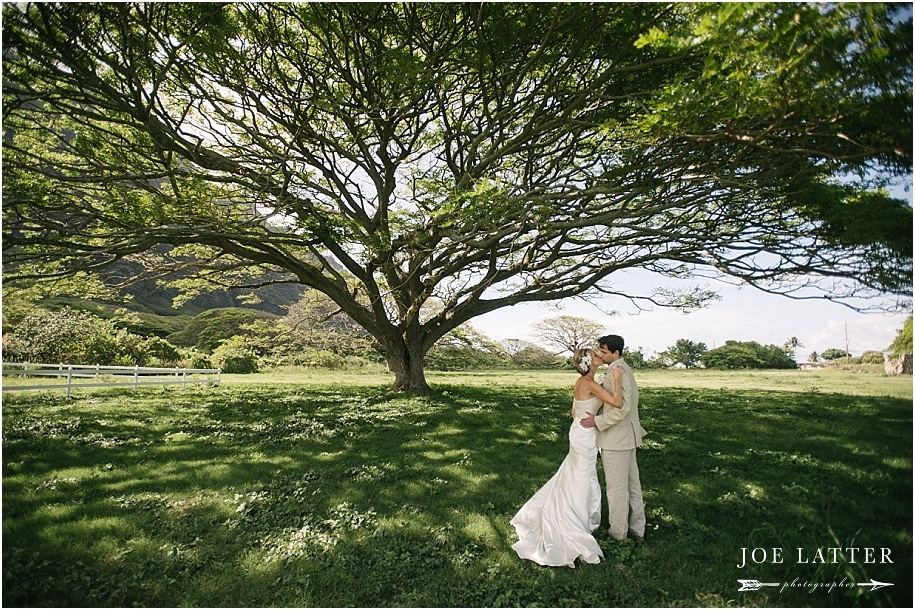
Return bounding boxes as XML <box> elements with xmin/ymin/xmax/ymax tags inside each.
<box><xmin>3</xmin><ymin>382</ymin><xmax>911</xmax><ymax>607</ymax></box>
<box><xmin>636</xmin><ymin>386</ymin><xmax>912</xmax><ymax>608</ymax></box>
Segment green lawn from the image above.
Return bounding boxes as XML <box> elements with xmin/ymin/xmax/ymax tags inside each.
<box><xmin>3</xmin><ymin>369</ymin><xmax>911</xmax><ymax>607</ymax></box>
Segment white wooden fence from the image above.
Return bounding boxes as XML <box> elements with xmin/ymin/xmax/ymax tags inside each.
<box><xmin>1</xmin><ymin>362</ymin><xmax>221</xmax><ymax>398</ymax></box>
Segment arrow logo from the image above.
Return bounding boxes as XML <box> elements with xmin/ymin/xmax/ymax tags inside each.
<box><xmin>738</xmin><ymin>579</ymin><xmax>780</xmax><ymax>591</ymax></box>
<box><xmin>857</xmin><ymin>579</ymin><xmax>893</xmax><ymax>591</ymax></box>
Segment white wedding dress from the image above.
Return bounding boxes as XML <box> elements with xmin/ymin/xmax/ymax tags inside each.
<box><xmin>510</xmin><ymin>395</ymin><xmax>603</xmax><ymax>567</ymax></box>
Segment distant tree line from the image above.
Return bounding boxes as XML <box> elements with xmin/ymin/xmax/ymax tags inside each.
<box><xmin>3</xmin><ymin>304</ymin><xmax>907</xmax><ymax>374</ymax></box>
<box><xmin>623</xmin><ymin>338</ymin><xmax>795</xmax><ymax>370</ymax></box>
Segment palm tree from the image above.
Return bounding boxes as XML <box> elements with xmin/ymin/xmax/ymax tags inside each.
<box><xmin>785</xmin><ymin>337</ymin><xmax>803</xmax><ymax>360</ymax></box>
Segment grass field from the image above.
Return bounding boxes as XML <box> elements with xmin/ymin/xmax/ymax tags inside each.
<box><xmin>3</xmin><ymin>368</ymin><xmax>912</xmax><ymax>607</ymax></box>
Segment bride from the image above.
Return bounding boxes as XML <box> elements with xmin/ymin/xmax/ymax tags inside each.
<box><xmin>510</xmin><ymin>348</ymin><xmax>623</xmax><ymax>568</ymax></box>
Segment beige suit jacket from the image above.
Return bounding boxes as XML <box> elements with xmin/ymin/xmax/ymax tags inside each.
<box><xmin>594</xmin><ymin>359</ymin><xmax>647</xmax><ymax>450</ymax></box>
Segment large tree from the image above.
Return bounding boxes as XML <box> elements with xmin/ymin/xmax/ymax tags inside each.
<box><xmin>887</xmin><ymin>315</ymin><xmax>913</xmax><ymax>356</ymax></box>
<box><xmin>3</xmin><ymin>2</ymin><xmax>912</xmax><ymax>393</ymax></box>
<box><xmin>533</xmin><ymin>315</ymin><xmax>605</xmax><ymax>355</ymax></box>
<box><xmin>659</xmin><ymin>338</ymin><xmax>708</xmax><ymax>369</ymax></box>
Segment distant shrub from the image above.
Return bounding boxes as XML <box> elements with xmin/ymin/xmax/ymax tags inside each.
<box><xmin>181</xmin><ymin>350</ymin><xmax>213</xmax><ymax>370</ymax></box>
<box><xmin>211</xmin><ymin>336</ymin><xmax>259</xmax><ymax>374</ymax></box>
<box><xmin>426</xmin><ymin>326</ymin><xmax>510</xmax><ymax>370</ymax></box>
<box><xmin>300</xmin><ymin>349</ymin><xmax>346</xmax><ymax>369</ymax></box>
<box><xmin>511</xmin><ymin>346</ymin><xmax>561</xmax><ymax>369</ymax></box>
<box><xmin>821</xmin><ymin>348</ymin><xmax>847</xmax><ymax>361</ymax></box>
<box><xmin>3</xmin><ymin>307</ymin><xmax>121</xmax><ymax>365</ymax></box>
<box><xmin>167</xmin><ymin>308</ymin><xmax>275</xmax><ymax>353</ymax></box>
<box><xmin>426</xmin><ymin>343</ymin><xmax>513</xmax><ymax>370</ymax></box>
<box><xmin>138</xmin><ymin>336</ymin><xmax>183</xmax><ymax>365</ymax></box>
<box><xmin>860</xmin><ymin>351</ymin><xmax>885</xmax><ymax>365</ymax></box>
<box><xmin>887</xmin><ymin>315</ymin><xmax>912</xmax><ymax>357</ymax></box>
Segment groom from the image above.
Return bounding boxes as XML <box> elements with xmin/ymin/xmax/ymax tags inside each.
<box><xmin>580</xmin><ymin>334</ymin><xmax>647</xmax><ymax>540</ymax></box>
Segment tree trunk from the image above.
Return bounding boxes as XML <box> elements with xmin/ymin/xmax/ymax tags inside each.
<box><xmin>386</xmin><ymin>340</ymin><xmax>432</xmax><ymax>395</ymax></box>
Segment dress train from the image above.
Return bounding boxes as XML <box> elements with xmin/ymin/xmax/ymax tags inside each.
<box><xmin>510</xmin><ymin>396</ymin><xmax>603</xmax><ymax>568</ymax></box>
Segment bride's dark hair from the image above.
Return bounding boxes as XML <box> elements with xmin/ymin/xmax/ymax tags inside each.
<box><xmin>572</xmin><ymin>348</ymin><xmax>593</xmax><ymax>375</ymax></box>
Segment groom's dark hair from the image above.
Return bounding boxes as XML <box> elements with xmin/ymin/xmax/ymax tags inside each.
<box><xmin>598</xmin><ymin>334</ymin><xmax>624</xmax><ymax>355</ymax></box>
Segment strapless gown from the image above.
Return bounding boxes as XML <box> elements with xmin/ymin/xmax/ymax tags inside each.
<box><xmin>510</xmin><ymin>396</ymin><xmax>603</xmax><ymax>567</ymax></box>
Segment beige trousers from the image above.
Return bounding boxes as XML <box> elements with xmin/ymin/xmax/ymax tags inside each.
<box><xmin>600</xmin><ymin>448</ymin><xmax>646</xmax><ymax>540</ymax></box>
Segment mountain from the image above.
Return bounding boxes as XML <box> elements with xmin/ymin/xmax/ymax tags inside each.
<box><xmin>111</xmin><ymin>275</ymin><xmax>305</xmax><ymax>318</ymax></box>
<box><xmin>34</xmin><ymin>260</ymin><xmax>306</xmax><ymax>340</ymax></box>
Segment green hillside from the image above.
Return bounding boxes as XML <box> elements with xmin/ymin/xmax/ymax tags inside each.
<box><xmin>7</xmin><ymin>281</ymin><xmax>302</xmax><ymax>341</ymax></box>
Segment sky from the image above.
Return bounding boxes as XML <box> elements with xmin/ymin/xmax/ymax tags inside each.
<box><xmin>472</xmin><ymin>180</ymin><xmax>913</xmax><ymax>360</ymax></box>
<box><xmin>471</xmin><ymin>281</ymin><xmax>910</xmax><ymax>360</ymax></box>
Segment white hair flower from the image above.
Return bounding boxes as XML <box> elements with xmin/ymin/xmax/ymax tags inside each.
<box><xmin>577</xmin><ymin>352</ymin><xmax>592</xmax><ymax>373</ymax></box>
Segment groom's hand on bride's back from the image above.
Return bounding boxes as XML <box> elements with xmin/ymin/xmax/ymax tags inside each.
<box><xmin>580</xmin><ymin>412</ymin><xmax>596</xmax><ymax>428</ymax></box>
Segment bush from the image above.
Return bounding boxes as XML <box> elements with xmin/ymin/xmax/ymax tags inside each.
<box><xmin>180</xmin><ymin>349</ymin><xmax>213</xmax><ymax>370</ymax></box>
<box><xmin>821</xmin><ymin>348</ymin><xmax>847</xmax><ymax>361</ymax></box>
<box><xmin>299</xmin><ymin>349</ymin><xmax>346</xmax><ymax>369</ymax></box>
<box><xmin>167</xmin><ymin>308</ymin><xmax>275</xmax><ymax>352</ymax></box>
<box><xmin>860</xmin><ymin>350</ymin><xmax>885</xmax><ymax>365</ymax></box>
<box><xmin>139</xmin><ymin>336</ymin><xmax>183</xmax><ymax>364</ymax></box>
<box><xmin>887</xmin><ymin>315</ymin><xmax>912</xmax><ymax>357</ymax></box>
<box><xmin>3</xmin><ymin>307</ymin><xmax>121</xmax><ymax>364</ymax></box>
<box><xmin>511</xmin><ymin>346</ymin><xmax>562</xmax><ymax>369</ymax></box>
<box><xmin>426</xmin><ymin>345</ymin><xmax>509</xmax><ymax>370</ymax></box>
<box><xmin>211</xmin><ymin>336</ymin><xmax>259</xmax><ymax>374</ymax></box>
<box><xmin>426</xmin><ymin>325</ymin><xmax>510</xmax><ymax>370</ymax></box>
